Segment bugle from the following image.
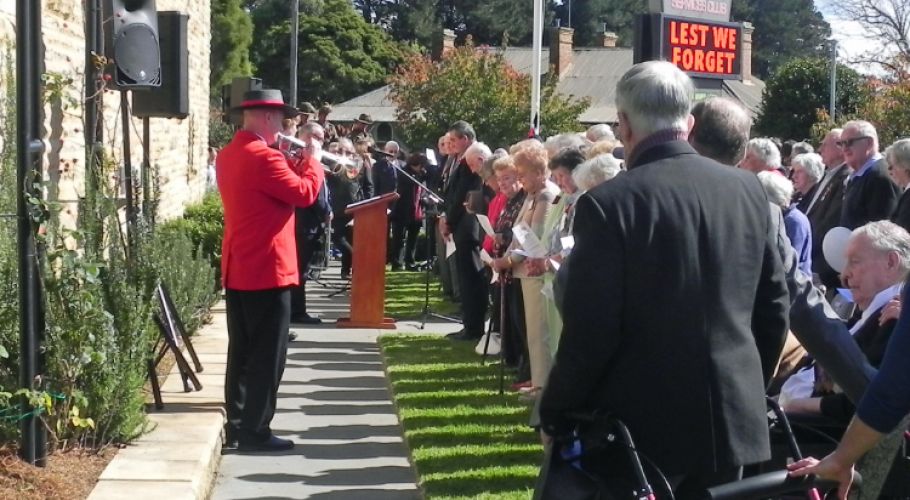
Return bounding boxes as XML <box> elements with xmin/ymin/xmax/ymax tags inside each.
<box><xmin>275</xmin><ymin>133</ymin><xmax>360</xmax><ymax>174</ymax></box>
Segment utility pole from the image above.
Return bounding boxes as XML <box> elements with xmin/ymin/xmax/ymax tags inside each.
<box><xmin>290</xmin><ymin>0</ymin><xmax>299</xmax><ymax>107</ymax></box>
<box><xmin>829</xmin><ymin>39</ymin><xmax>838</xmax><ymax>123</ymax></box>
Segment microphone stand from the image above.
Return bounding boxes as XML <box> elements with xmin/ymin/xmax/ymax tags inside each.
<box><xmin>388</xmin><ymin>161</ymin><xmax>459</xmax><ymax>328</ymax></box>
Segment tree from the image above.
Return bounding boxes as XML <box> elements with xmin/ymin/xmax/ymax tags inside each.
<box><xmin>254</xmin><ymin>0</ymin><xmax>408</xmax><ymax>105</ymax></box>
<box><xmin>554</xmin><ymin>0</ymin><xmax>646</xmax><ymax>47</ymax></box>
<box><xmin>755</xmin><ymin>57</ymin><xmax>870</xmax><ymax>140</ymax></box>
<box><xmin>732</xmin><ymin>0</ymin><xmax>831</xmax><ymax>80</ymax></box>
<box><xmin>210</xmin><ymin>0</ymin><xmax>254</xmax><ymax>97</ymax></box>
<box><xmin>388</xmin><ymin>43</ymin><xmax>590</xmax><ymax>149</ymax></box>
<box><xmin>828</xmin><ymin>0</ymin><xmax>910</xmax><ymax>77</ymax></box>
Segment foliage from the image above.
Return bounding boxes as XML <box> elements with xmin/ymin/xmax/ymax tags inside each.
<box><xmin>380</xmin><ymin>335</ymin><xmax>541</xmax><ymax>499</ymax></box>
<box><xmin>732</xmin><ymin>0</ymin><xmax>831</xmax><ymax>80</ymax></box>
<box><xmin>813</xmin><ymin>79</ymin><xmax>910</xmax><ymax>149</ymax></box>
<box><xmin>252</xmin><ymin>0</ymin><xmax>408</xmax><ymax>105</ymax></box>
<box><xmin>211</xmin><ymin>0</ymin><xmax>255</xmax><ymax>97</ymax></box>
<box><xmin>755</xmin><ymin>57</ymin><xmax>870</xmax><ymax>140</ymax></box>
<box><xmin>158</xmin><ymin>191</ymin><xmax>224</xmax><ymax>284</ymax></box>
<box><xmin>554</xmin><ymin>0</ymin><xmax>645</xmax><ymax>48</ymax></box>
<box><xmin>389</xmin><ymin>43</ymin><xmax>590</xmax><ymax>150</ymax></box>
<box><xmin>209</xmin><ymin>116</ymin><xmax>236</xmax><ymax>149</ymax></box>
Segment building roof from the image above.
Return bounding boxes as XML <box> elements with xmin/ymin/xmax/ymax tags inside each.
<box><xmin>331</xmin><ymin>47</ymin><xmax>765</xmax><ymax>125</ymax></box>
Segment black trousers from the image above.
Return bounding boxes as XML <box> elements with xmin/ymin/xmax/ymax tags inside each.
<box><xmin>225</xmin><ymin>287</ymin><xmax>290</xmax><ymax>441</ymax></box>
<box><xmin>332</xmin><ymin>220</ymin><xmax>354</xmax><ymax>275</ymax></box>
<box><xmin>391</xmin><ymin>219</ymin><xmax>421</xmax><ymax>267</ymax></box>
<box><xmin>454</xmin><ymin>243</ymin><xmax>488</xmax><ymax>335</ymax></box>
<box><xmin>499</xmin><ymin>278</ymin><xmax>528</xmax><ymax>371</ymax></box>
<box><xmin>291</xmin><ymin>232</ymin><xmax>320</xmax><ymax>317</ymax></box>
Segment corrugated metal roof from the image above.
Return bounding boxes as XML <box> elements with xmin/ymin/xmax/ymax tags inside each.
<box><xmin>332</xmin><ymin>47</ymin><xmax>762</xmax><ymax>125</ymax></box>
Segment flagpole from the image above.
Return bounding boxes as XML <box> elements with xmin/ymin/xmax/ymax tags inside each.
<box><xmin>529</xmin><ymin>0</ymin><xmax>543</xmax><ymax>137</ymax></box>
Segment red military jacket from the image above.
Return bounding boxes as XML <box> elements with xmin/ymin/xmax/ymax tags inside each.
<box><xmin>217</xmin><ymin>130</ymin><xmax>325</xmax><ymax>290</ymax></box>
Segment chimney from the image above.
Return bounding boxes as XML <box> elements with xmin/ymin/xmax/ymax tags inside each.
<box><xmin>434</xmin><ymin>29</ymin><xmax>457</xmax><ymax>60</ymax></box>
<box><xmin>741</xmin><ymin>22</ymin><xmax>754</xmax><ymax>83</ymax></box>
<box><xmin>600</xmin><ymin>31</ymin><xmax>618</xmax><ymax>48</ymax></box>
<box><xmin>549</xmin><ymin>26</ymin><xmax>574</xmax><ymax>78</ymax></box>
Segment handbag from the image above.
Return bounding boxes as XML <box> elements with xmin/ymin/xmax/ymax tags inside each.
<box><xmin>474</xmin><ymin>331</ymin><xmax>501</xmax><ymax>356</ymax></box>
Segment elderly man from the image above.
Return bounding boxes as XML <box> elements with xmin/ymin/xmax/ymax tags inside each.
<box><xmin>792</xmin><ymin>152</ymin><xmax>826</xmax><ymax>214</ymax></box>
<box><xmin>433</xmin><ymin>133</ymin><xmax>459</xmax><ymax>301</ymax></box>
<box><xmin>840</xmin><ymin>120</ymin><xmax>900</xmax><ymax>229</ymax></box>
<box><xmin>218</xmin><ymin>89</ymin><xmax>324</xmax><ymax>451</ymax></box>
<box><xmin>805</xmin><ymin>129</ymin><xmax>852</xmax><ymax>291</ymax></box>
<box><xmin>540</xmin><ymin>62</ymin><xmax>789</xmax><ymax>495</ymax></box>
<box><xmin>374</xmin><ymin>140</ymin><xmax>401</xmax><ymax>197</ymax></box>
<box><xmin>444</xmin><ymin>133</ymin><xmax>492</xmax><ymax>341</ymax></box>
<box><xmin>689</xmin><ymin>96</ymin><xmax>750</xmax><ymax>166</ymax></box>
<box><xmin>740</xmin><ymin>137</ymin><xmax>784</xmax><ymax>175</ymax></box>
<box><xmin>780</xmin><ymin>221</ymin><xmax>907</xmax><ymax>422</ymax></box>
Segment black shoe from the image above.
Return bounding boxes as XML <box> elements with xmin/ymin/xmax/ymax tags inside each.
<box><xmin>340</xmin><ymin>271</ymin><xmax>351</xmax><ymax>280</ymax></box>
<box><xmin>224</xmin><ymin>427</ymin><xmax>239</xmax><ymax>449</ymax></box>
<box><xmin>288</xmin><ymin>330</ymin><xmax>298</xmax><ymax>341</ymax></box>
<box><xmin>405</xmin><ymin>263</ymin><xmax>420</xmax><ymax>271</ymax></box>
<box><xmin>291</xmin><ymin>314</ymin><xmax>322</xmax><ymax>325</ymax></box>
<box><xmin>390</xmin><ymin>264</ymin><xmax>403</xmax><ymax>272</ymax></box>
<box><xmin>238</xmin><ymin>434</ymin><xmax>295</xmax><ymax>452</ymax></box>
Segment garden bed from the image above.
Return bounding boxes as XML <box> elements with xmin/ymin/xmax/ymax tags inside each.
<box><xmin>0</xmin><ymin>446</ymin><xmax>117</xmax><ymax>499</ymax></box>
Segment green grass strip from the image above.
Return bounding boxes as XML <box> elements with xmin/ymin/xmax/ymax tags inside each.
<box><xmin>384</xmin><ymin>270</ymin><xmax>460</xmax><ymax>319</ymax></box>
<box><xmin>379</xmin><ymin>334</ymin><xmax>542</xmax><ymax>499</ymax></box>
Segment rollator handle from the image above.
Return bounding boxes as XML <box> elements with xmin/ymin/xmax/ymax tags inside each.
<box><xmin>705</xmin><ymin>469</ymin><xmax>862</xmax><ymax>500</ymax></box>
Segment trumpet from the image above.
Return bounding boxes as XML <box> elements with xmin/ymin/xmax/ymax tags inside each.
<box><xmin>276</xmin><ymin>133</ymin><xmax>361</xmax><ymax>174</ymax></box>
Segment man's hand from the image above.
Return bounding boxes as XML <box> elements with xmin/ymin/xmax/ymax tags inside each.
<box><xmin>788</xmin><ymin>454</ymin><xmax>854</xmax><ymax>500</ymax></box>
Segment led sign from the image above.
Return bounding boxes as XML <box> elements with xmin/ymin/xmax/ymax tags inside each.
<box><xmin>661</xmin><ymin>16</ymin><xmax>741</xmax><ymax>79</ymax></box>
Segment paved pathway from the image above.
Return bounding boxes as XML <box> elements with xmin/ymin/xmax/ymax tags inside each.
<box><xmin>212</xmin><ymin>264</ymin><xmax>461</xmax><ymax>499</ymax></box>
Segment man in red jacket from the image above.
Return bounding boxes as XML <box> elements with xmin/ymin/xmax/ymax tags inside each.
<box><xmin>217</xmin><ymin>89</ymin><xmax>325</xmax><ymax>451</ymax></box>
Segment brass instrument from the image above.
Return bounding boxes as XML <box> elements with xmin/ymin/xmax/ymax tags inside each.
<box><xmin>275</xmin><ymin>133</ymin><xmax>361</xmax><ymax>175</ymax></box>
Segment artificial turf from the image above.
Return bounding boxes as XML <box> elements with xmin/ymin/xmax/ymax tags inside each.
<box><xmin>379</xmin><ymin>335</ymin><xmax>543</xmax><ymax>499</ymax></box>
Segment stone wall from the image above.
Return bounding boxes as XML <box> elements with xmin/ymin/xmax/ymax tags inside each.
<box><xmin>0</xmin><ymin>1</ymin><xmax>211</xmax><ymax>225</ymax></box>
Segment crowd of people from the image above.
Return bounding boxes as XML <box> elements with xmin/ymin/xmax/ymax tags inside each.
<box><xmin>214</xmin><ymin>61</ymin><xmax>910</xmax><ymax>498</ymax></box>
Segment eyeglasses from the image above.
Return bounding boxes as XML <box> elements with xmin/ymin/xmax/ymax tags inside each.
<box><xmin>836</xmin><ymin>136</ymin><xmax>872</xmax><ymax>148</ymax></box>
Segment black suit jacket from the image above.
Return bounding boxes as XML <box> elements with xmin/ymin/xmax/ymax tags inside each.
<box><xmin>794</xmin><ymin>184</ymin><xmax>816</xmax><ymax>215</ymax></box>
<box><xmin>890</xmin><ymin>188</ymin><xmax>910</xmax><ymax>232</ymax></box>
<box><xmin>443</xmin><ymin>160</ymin><xmax>483</xmax><ymax>245</ymax></box>
<box><xmin>540</xmin><ymin>140</ymin><xmax>789</xmax><ymax>476</ymax></box>
<box><xmin>840</xmin><ymin>158</ymin><xmax>900</xmax><ymax>230</ymax></box>
<box><xmin>807</xmin><ymin>165</ymin><xmax>850</xmax><ymax>289</ymax></box>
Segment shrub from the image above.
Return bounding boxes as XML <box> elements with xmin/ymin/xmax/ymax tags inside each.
<box><xmin>159</xmin><ymin>191</ymin><xmax>224</xmax><ymax>286</ymax></box>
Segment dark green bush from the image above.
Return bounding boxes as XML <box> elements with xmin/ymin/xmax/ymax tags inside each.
<box><xmin>162</xmin><ymin>191</ymin><xmax>224</xmax><ymax>284</ymax></box>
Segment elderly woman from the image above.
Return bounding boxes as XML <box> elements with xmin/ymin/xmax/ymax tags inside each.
<box><xmin>489</xmin><ymin>155</ymin><xmax>530</xmax><ymax>384</ymax></box>
<box><xmin>758</xmin><ymin>170</ymin><xmax>812</xmax><ymax>275</ymax></box>
<box><xmin>523</xmin><ymin>147</ymin><xmax>587</xmax><ymax>356</ymax></box>
<box><xmin>573</xmin><ymin>153</ymin><xmax>622</xmax><ymax>193</ymax></box>
<box><xmin>886</xmin><ymin>138</ymin><xmax>910</xmax><ymax>232</ymax></box>
<box><xmin>791</xmin><ymin>152</ymin><xmax>826</xmax><ymax>213</ymax></box>
<box><xmin>493</xmin><ymin>145</ymin><xmax>559</xmax><ymax>396</ymax></box>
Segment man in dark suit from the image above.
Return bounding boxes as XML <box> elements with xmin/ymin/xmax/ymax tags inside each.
<box><xmin>807</xmin><ymin>128</ymin><xmax>851</xmax><ymax>291</ymax></box>
<box><xmin>441</xmin><ymin>122</ymin><xmax>490</xmax><ymax>340</ymax></box>
<box><xmin>840</xmin><ymin>121</ymin><xmax>900</xmax><ymax>230</ymax></box>
<box><xmin>540</xmin><ymin>62</ymin><xmax>790</xmax><ymax>495</ymax></box>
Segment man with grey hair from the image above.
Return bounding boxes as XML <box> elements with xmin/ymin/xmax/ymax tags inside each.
<box><xmin>689</xmin><ymin>97</ymin><xmax>751</xmax><ymax>166</ymax></box>
<box><xmin>840</xmin><ymin>120</ymin><xmax>900</xmax><ymax>229</ymax></box>
<box><xmin>541</xmin><ymin>61</ymin><xmax>789</xmax><ymax>495</ymax></box>
<box><xmin>373</xmin><ymin>140</ymin><xmax>401</xmax><ymax>197</ymax></box>
<box><xmin>808</xmin><ymin>128</ymin><xmax>851</xmax><ymax>291</ymax></box>
<box><xmin>780</xmin><ymin>220</ymin><xmax>908</xmax><ymax>421</ymax></box>
<box><xmin>791</xmin><ymin>152</ymin><xmax>826</xmax><ymax>214</ymax></box>
<box><xmin>585</xmin><ymin>123</ymin><xmax>615</xmax><ymax>143</ymax></box>
<box><xmin>544</xmin><ymin>133</ymin><xmax>588</xmax><ymax>158</ymax></box>
<box><xmin>740</xmin><ymin>137</ymin><xmax>783</xmax><ymax>174</ymax></box>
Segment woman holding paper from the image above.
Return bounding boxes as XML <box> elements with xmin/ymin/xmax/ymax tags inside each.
<box><xmin>493</xmin><ymin>143</ymin><xmax>560</xmax><ymax>397</ymax></box>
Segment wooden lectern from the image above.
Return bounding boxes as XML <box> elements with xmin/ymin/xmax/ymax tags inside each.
<box><xmin>337</xmin><ymin>192</ymin><xmax>399</xmax><ymax>329</ymax></box>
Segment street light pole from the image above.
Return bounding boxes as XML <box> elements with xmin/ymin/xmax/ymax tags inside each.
<box><xmin>829</xmin><ymin>39</ymin><xmax>838</xmax><ymax>123</ymax></box>
<box><xmin>290</xmin><ymin>0</ymin><xmax>299</xmax><ymax>107</ymax></box>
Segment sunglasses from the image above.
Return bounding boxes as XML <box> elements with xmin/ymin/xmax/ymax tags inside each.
<box><xmin>836</xmin><ymin>136</ymin><xmax>871</xmax><ymax>148</ymax></box>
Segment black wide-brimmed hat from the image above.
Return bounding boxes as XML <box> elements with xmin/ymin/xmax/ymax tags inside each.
<box><xmin>232</xmin><ymin>89</ymin><xmax>299</xmax><ymax>118</ymax></box>
<box><xmin>356</xmin><ymin>113</ymin><xmax>374</xmax><ymax>125</ymax></box>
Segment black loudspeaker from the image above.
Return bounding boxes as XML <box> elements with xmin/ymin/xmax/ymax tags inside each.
<box><xmin>225</xmin><ymin>77</ymin><xmax>263</xmax><ymax>126</ymax></box>
<box><xmin>105</xmin><ymin>0</ymin><xmax>161</xmax><ymax>87</ymax></box>
<box><xmin>132</xmin><ymin>12</ymin><xmax>189</xmax><ymax>119</ymax></box>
